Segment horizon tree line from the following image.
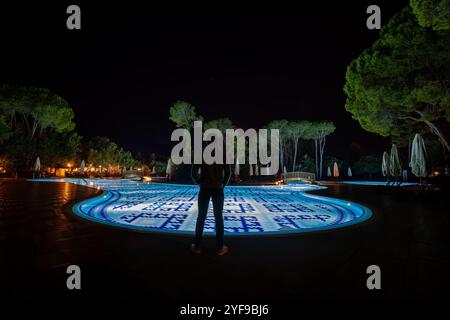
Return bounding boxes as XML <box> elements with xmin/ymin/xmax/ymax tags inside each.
<box><xmin>169</xmin><ymin>100</ymin><xmax>336</xmax><ymax>179</ymax></box>
<box><xmin>0</xmin><ymin>85</ymin><xmax>138</xmax><ymax>175</ymax></box>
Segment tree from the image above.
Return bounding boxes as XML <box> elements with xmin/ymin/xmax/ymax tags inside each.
<box><xmin>266</xmin><ymin>120</ymin><xmax>290</xmax><ymax>173</ymax></box>
<box><xmin>169</xmin><ymin>100</ymin><xmax>203</xmax><ymax>162</ymax></box>
<box><xmin>118</xmin><ymin>148</ymin><xmax>136</xmax><ymax>169</ymax></box>
<box><xmin>87</xmin><ymin>137</ymin><xmax>116</xmax><ymax>167</ymax></box>
<box><xmin>204</xmin><ymin>118</ymin><xmax>234</xmax><ymax>133</ymax></box>
<box><xmin>0</xmin><ymin>115</ymin><xmax>12</xmax><ymax>144</ymax></box>
<box><xmin>299</xmin><ymin>154</ymin><xmax>316</xmax><ymax>173</ymax></box>
<box><xmin>344</xmin><ymin>7</ymin><xmax>450</xmax><ymax>152</ymax></box>
<box><xmin>286</xmin><ymin>120</ymin><xmax>312</xmax><ymax>171</ymax></box>
<box><xmin>305</xmin><ymin>121</ymin><xmax>336</xmax><ymax>179</ymax></box>
<box><xmin>410</xmin><ymin>0</ymin><xmax>450</xmax><ymax>30</ymax></box>
<box><xmin>85</xmin><ymin>137</ymin><xmax>136</xmax><ymax>171</ymax></box>
<box><xmin>169</xmin><ymin>100</ymin><xmax>203</xmax><ymax>130</ymax></box>
<box><xmin>204</xmin><ymin>118</ymin><xmax>236</xmax><ymax>162</ymax></box>
<box><xmin>0</xmin><ymin>86</ymin><xmax>77</xmax><ymax>174</ymax></box>
<box><xmin>353</xmin><ymin>155</ymin><xmax>382</xmax><ymax>180</ymax></box>
<box><xmin>0</xmin><ymin>86</ymin><xmax>75</xmax><ymax>140</ymax></box>
<box><xmin>37</xmin><ymin>131</ymin><xmax>81</xmax><ymax>168</ymax></box>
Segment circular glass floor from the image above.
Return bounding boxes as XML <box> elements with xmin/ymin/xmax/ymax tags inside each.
<box><xmin>33</xmin><ymin>179</ymin><xmax>372</xmax><ymax>235</ymax></box>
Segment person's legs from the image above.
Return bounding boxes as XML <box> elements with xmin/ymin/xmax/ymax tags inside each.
<box><xmin>194</xmin><ymin>187</ymin><xmax>211</xmax><ymax>248</ymax></box>
<box><xmin>211</xmin><ymin>188</ymin><xmax>225</xmax><ymax>249</ymax></box>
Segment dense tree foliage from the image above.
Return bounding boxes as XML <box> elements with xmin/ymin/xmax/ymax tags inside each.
<box><xmin>344</xmin><ymin>7</ymin><xmax>450</xmax><ymax>151</ymax></box>
<box><xmin>0</xmin><ymin>115</ymin><xmax>12</xmax><ymax>144</ymax></box>
<box><xmin>0</xmin><ymin>86</ymin><xmax>135</xmax><ymax>175</ymax></box>
<box><xmin>410</xmin><ymin>0</ymin><xmax>450</xmax><ymax>30</ymax></box>
<box><xmin>204</xmin><ymin>118</ymin><xmax>234</xmax><ymax>133</ymax></box>
<box><xmin>353</xmin><ymin>155</ymin><xmax>383</xmax><ymax>180</ymax></box>
<box><xmin>0</xmin><ymin>86</ymin><xmax>78</xmax><ymax>173</ymax></box>
<box><xmin>38</xmin><ymin>131</ymin><xmax>81</xmax><ymax>168</ymax></box>
<box><xmin>85</xmin><ymin>137</ymin><xmax>136</xmax><ymax>169</ymax></box>
<box><xmin>0</xmin><ymin>86</ymin><xmax>75</xmax><ymax>139</ymax></box>
<box><xmin>169</xmin><ymin>100</ymin><xmax>203</xmax><ymax>130</ymax></box>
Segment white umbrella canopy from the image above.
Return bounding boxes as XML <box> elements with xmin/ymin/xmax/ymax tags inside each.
<box><xmin>165</xmin><ymin>159</ymin><xmax>172</xmax><ymax>175</ymax></box>
<box><xmin>410</xmin><ymin>133</ymin><xmax>427</xmax><ymax>178</ymax></box>
<box><xmin>80</xmin><ymin>160</ymin><xmax>85</xmax><ymax>173</ymax></box>
<box><xmin>33</xmin><ymin>157</ymin><xmax>41</xmax><ymax>171</ymax></box>
<box><xmin>382</xmin><ymin>152</ymin><xmax>390</xmax><ymax>177</ymax></box>
<box><xmin>389</xmin><ymin>144</ymin><xmax>402</xmax><ymax>177</ymax></box>
<box><xmin>333</xmin><ymin>162</ymin><xmax>339</xmax><ymax>177</ymax></box>
<box><xmin>348</xmin><ymin>167</ymin><xmax>352</xmax><ymax>177</ymax></box>
<box><xmin>249</xmin><ymin>164</ymin><xmax>254</xmax><ymax>176</ymax></box>
<box><xmin>234</xmin><ymin>160</ymin><xmax>240</xmax><ymax>176</ymax></box>
<box><xmin>327</xmin><ymin>166</ymin><xmax>332</xmax><ymax>177</ymax></box>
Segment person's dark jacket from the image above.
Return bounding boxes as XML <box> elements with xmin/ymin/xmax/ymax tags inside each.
<box><xmin>191</xmin><ymin>163</ymin><xmax>231</xmax><ymax>189</ymax></box>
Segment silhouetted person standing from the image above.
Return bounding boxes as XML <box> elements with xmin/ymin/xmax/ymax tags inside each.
<box><xmin>191</xmin><ymin>162</ymin><xmax>231</xmax><ymax>255</ymax></box>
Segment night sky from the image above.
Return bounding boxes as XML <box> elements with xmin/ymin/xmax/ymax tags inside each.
<box><xmin>0</xmin><ymin>1</ymin><xmax>409</xmax><ymax>159</ymax></box>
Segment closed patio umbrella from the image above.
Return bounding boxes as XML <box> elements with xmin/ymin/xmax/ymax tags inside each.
<box><xmin>327</xmin><ymin>166</ymin><xmax>332</xmax><ymax>177</ymax></box>
<box><xmin>333</xmin><ymin>162</ymin><xmax>339</xmax><ymax>178</ymax></box>
<box><xmin>255</xmin><ymin>164</ymin><xmax>259</xmax><ymax>176</ymax></box>
<box><xmin>382</xmin><ymin>152</ymin><xmax>390</xmax><ymax>177</ymax></box>
<box><xmin>389</xmin><ymin>144</ymin><xmax>402</xmax><ymax>184</ymax></box>
<box><xmin>166</xmin><ymin>159</ymin><xmax>172</xmax><ymax>175</ymax></box>
<box><xmin>152</xmin><ymin>166</ymin><xmax>156</xmax><ymax>174</ymax></box>
<box><xmin>234</xmin><ymin>159</ymin><xmax>240</xmax><ymax>176</ymax></box>
<box><xmin>33</xmin><ymin>157</ymin><xmax>41</xmax><ymax>179</ymax></box>
<box><xmin>410</xmin><ymin>133</ymin><xmax>427</xmax><ymax>183</ymax></box>
<box><xmin>33</xmin><ymin>157</ymin><xmax>41</xmax><ymax>172</ymax></box>
<box><xmin>80</xmin><ymin>160</ymin><xmax>85</xmax><ymax>173</ymax></box>
<box><xmin>249</xmin><ymin>164</ymin><xmax>254</xmax><ymax>176</ymax></box>
<box><xmin>348</xmin><ymin>167</ymin><xmax>352</xmax><ymax>177</ymax></box>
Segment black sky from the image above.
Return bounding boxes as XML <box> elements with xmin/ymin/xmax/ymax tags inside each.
<box><xmin>0</xmin><ymin>1</ymin><xmax>409</xmax><ymax>160</ymax></box>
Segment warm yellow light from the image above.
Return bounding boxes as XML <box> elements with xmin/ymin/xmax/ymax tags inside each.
<box><xmin>67</xmin><ymin>163</ymin><xmax>72</xmax><ymax>168</ymax></box>
<box><xmin>434</xmin><ymin>171</ymin><xmax>440</xmax><ymax>176</ymax></box>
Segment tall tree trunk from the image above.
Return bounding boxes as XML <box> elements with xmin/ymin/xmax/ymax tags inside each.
<box><xmin>23</xmin><ymin>114</ymin><xmax>30</xmax><ymax>133</ymax></box>
<box><xmin>319</xmin><ymin>137</ymin><xmax>326</xmax><ymax>179</ymax></box>
<box><xmin>413</xmin><ymin>110</ymin><xmax>450</xmax><ymax>152</ymax></box>
<box><xmin>314</xmin><ymin>140</ymin><xmax>319</xmax><ymax>178</ymax></box>
<box><xmin>292</xmin><ymin>137</ymin><xmax>299</xmax><ymax>172</ymax></box>
<box><xmin>31</xmin><ymin>119</ymin><xmax>39</xmax><ymax>140</ymax></box>
<box><xmin>422</xmin><ymin>119</ymin><xmax>450</xmax><ymax>152</ymax></box>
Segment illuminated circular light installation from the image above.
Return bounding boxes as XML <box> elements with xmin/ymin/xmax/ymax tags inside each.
<box><xmin>34</xmin><ymin>179</ymin><xmax>372</xmax><ymax>235</ymax></box>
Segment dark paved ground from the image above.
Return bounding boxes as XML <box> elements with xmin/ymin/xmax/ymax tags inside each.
<box><xmin>1</xmin><ymin>180</ymin><xmax>449</xmax><ymax>313</ymax></box>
